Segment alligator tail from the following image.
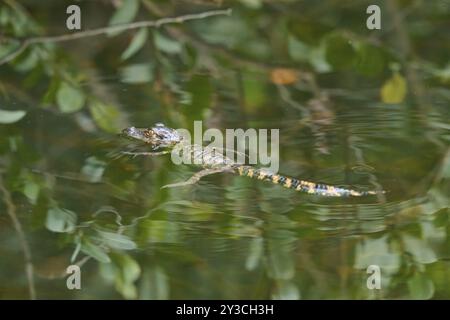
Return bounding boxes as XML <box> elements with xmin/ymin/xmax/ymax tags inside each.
<box><xmin>235</xmin><ymin>166</ymin><xmax>382</xmax><ymax>197</ymax></box>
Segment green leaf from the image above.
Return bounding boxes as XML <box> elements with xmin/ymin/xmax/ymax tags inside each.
<box><xmin>118</xmin><ymin>254</ymin><xmax>140</xmax><ymax>284</ymax></box>
<box><xmin>154</xmin><ymin>32</ymin><xmax>183</xmax><ymax>54</ymax></box>
<box><xmin>0</xmin><ymin>42</ymin><xmax>19</xmax><ymax>60</ymax></box>
<box><xmin>81</xmin><ymin>240</ymin><xmax>111</xmax><ymax>263</ymax></box>
<box><xmin>108</xmin><ymin>0</ymin><xmax>139</xmax><ymax>37</ymax></box>
<box><xmin>102</xmin><ymin>253</ymin><xmax>142</xmax><ymax>299</ymax></box>
<box><xmin>0</xmin><ymin>109</ymin><xmax>26</xmax><ymax>123</ymax></box>
<box><xmin>289</xmin><ymin>35</ymin><xmax>331</xmax><ymax>72</ymax></box>
<box><xmin>121</xmin><ymin>27</ymin><xmax>148</xmax><ymax>60</ymax></box>
<box><xmin>325</xmin><ymin>33</ymin><xmax>356</xmax><ymax>70</ymax></box>
<box><xmin>195</xmin><ymin>16</ymin><xmax>246</xmax><ymax>48</ymax></box>
<box><xmin>45</xmin><ymin>207</ymin><xmax>77</xmax><ymax>233</ymax></box>
<box><xmin>88</xmin><ymin>100</ymin><xmax>122</xmax><ymax>133</ymax></box>
<box><xmin>309</xmin><ymin>44</ymin><xmax>331</xmax><ymax>73</ymax></box>
<box><xmin>245</xmin><ymin>237</ymin><xmax>263</xmax><ymax>271</ymax></box>
<box><xmin>238</xmin><ymin>0</ymin><xmax>263</xmax><ymax>9</ymax></box>
<box><xmin>381</xmin><ymin>72</ymin><xmax>407</xmax><ymax>104</ymax></box>
<box><xmin>141</xmin><ymin>220</ymin><xmax>179</xmax><ymax>244</ymax></box>
<box><xmin>56</xmin><ymin>82</ymin><xmax>86</xmax><ymax>113</ymax></box>
<box><xmin>185</xmin><ymin>74</ymin><xmax>212</xmax><ymax>119</ymax></box>
<box><xmin>267</xmin><ymin>232</ymin><xmax>295</xmax><ymax>280</ymax></box>
<box><xmin>241</xmin><ymin>72</ymin><xmax>266</xmax><ymax>113</ymax></box>
<box><xmin>407</xmin><ymin>273</ymin><xmax>435</xmax><ymax>300</ymax></box>
<box><xmin>81</xmin><ymin>156</ymin><xmax>106</xmax><ymax>183</ymax></box>
<box><xmin>23</xmin><ymin>180</ymin><xmax>40</xmax><ymax>204</ymax></box>
<box><xmin>96</xmin><ymin>230</ymin><xmax>137</xmax><ymax>250</ymax></box>
<box><xmin>431</xmin><ymin>63</ymin><xmax>450</xmax><ymax>84</ymax></box>
<box><xmin>99</xmin><ymin>260</ymin><xmax>116</xmax><ymax>282</ymax></box>
<box><xmin>0</xmin><ymin>7</ymin><xmax>10</xmax><ymax>26</ymax></box>
<box><xmin>439</xmin><ymin>151</ymin><xmax>450</xmax><ymax>179</ymax></box>
<box><xmin>353</xmin><ymin>236</ymin><xmax>401</xmax><ymax>273</ymax></box>
<box><xmin>14</xmin><ymin>48</ymin><xmax>39</xmax><ymax>72</ymax></box>
<box><xmin>119</xmin><ymin>63</ymin><xmax>154</xmax><ymax>84</ymax></box>
<box><xmin>8</xmin><ymin>1</ymin><xmax>38</xmax><ymax>36</ymax></box>
<box><xmin>355</xmin><ymin>43</ymin><xmax>386</xmax><ymax>76</ymax></box>
<box><xmin>139</xmin><ymin>267</ymin><xmax>169</xmax><ymax>300</ymax></box>
<box><xmin>433</xmin><ymin>208</ymin><xmax>449</xmax><ymax>228</ymax></box>
<box><xmin>402</xmin><ymin>234</ymin><xmax>437</xmax><ymax>264</ymax></box>
<box><xmin>43</xmin><ymin>78</ymin><xmax>60</xmax><ymax>105</ymax></box>
<box><xmin>114</xmin><ymin>254</ymin><xmax>141</xmax><ymax>299</ymax></box>
<box><xmin>288</xmin><ymin>35</ymin><xmax>311</xmax><ymax>62</ymax></box>
<box><xmin>272</xmin><ymin>281</ymin><xmax>300</xmax><ymax>300</ymax></box>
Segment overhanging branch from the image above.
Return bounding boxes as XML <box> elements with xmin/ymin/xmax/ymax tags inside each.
<box><xmin>0</xmin><ymin>8</ymin><xmax>232</xmax><ymax>66</ymax></box>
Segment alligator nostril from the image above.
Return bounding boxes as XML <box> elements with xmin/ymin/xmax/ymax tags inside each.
<box><xmin>122</xmin><ymin>127</ymin><xmax>135</xmax><ymax>135</ymax></box>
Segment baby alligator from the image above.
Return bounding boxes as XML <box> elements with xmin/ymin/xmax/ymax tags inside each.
<box><xmin>121</xmin><ymin>123</ymin><xmax>382</xmax><ymax>197</ymax></box>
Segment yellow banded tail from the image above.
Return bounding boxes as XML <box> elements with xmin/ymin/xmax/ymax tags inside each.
<box><xmin>235</xmin><ymin>166</ymin><xmax>381</xmax><ymax>197</ymax></box>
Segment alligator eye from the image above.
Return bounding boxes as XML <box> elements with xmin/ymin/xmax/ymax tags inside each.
<box><xmin>143</xmin><ymin>130</ymin><xmax>153</xmax><ymax>137</ymax></box>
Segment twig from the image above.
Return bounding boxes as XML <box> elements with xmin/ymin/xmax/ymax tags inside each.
<box><xmin>0</xmin><ymin>8</ymin><xmax>232</xmax><ymax>66</ymax></box>
<box><xmin>0</xmin><ymin>174</ymin><xmax>36</xmax><ymax>300</ymax></box>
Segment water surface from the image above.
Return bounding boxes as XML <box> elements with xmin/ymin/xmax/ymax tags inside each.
<box><xmin>0</xmin><ymin>0</ymin><xmax>449</xmax><ymax>299</ymax></box>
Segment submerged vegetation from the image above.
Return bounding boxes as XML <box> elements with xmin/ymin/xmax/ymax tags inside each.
<box><xmin>0</xmin><ymin>0</ymin><xmax>449</xmax><ymax>299</ymax></box>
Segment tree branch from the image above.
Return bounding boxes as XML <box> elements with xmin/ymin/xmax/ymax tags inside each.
<box><xmin>0</xmin><ymin>174</ymin><xmax>36</xmax><ymax>299</ymax></box>
<box><xmin>0</xmin><ymin>8</ymin><xmax>232</xmax><ymax>66</ymax></box>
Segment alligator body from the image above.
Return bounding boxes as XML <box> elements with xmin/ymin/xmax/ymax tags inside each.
<box><xmin>121</xmin><ymin>123</ymin><xmax>381</xmax><ymax>197</ymax></box>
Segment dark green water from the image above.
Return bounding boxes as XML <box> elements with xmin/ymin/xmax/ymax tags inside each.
<box><xmin>0</xmin><ymin>0</ymin><xmax>449</xmax><ymax>299</ymax></box>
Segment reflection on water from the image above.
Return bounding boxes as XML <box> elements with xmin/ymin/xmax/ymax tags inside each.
<box><xmin>1</xmin><ymin>105</ymin><xmax>448</xmax><ymax>299</ymax></box>
<box><xmin>0</xmin><ymin>0</ymin><xmax>449</xmax><ymax>300</ymax></box>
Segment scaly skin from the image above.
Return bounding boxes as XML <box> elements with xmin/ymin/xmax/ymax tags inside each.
<box><xmin>121</xmin><ymin>123</ymin><xmax>383</xmax><ymax>197</ymax></box>
<box><xmin>234</xmin><ymin>166</ymin><xmax>378</xmax><ymax>197</ymax></box>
